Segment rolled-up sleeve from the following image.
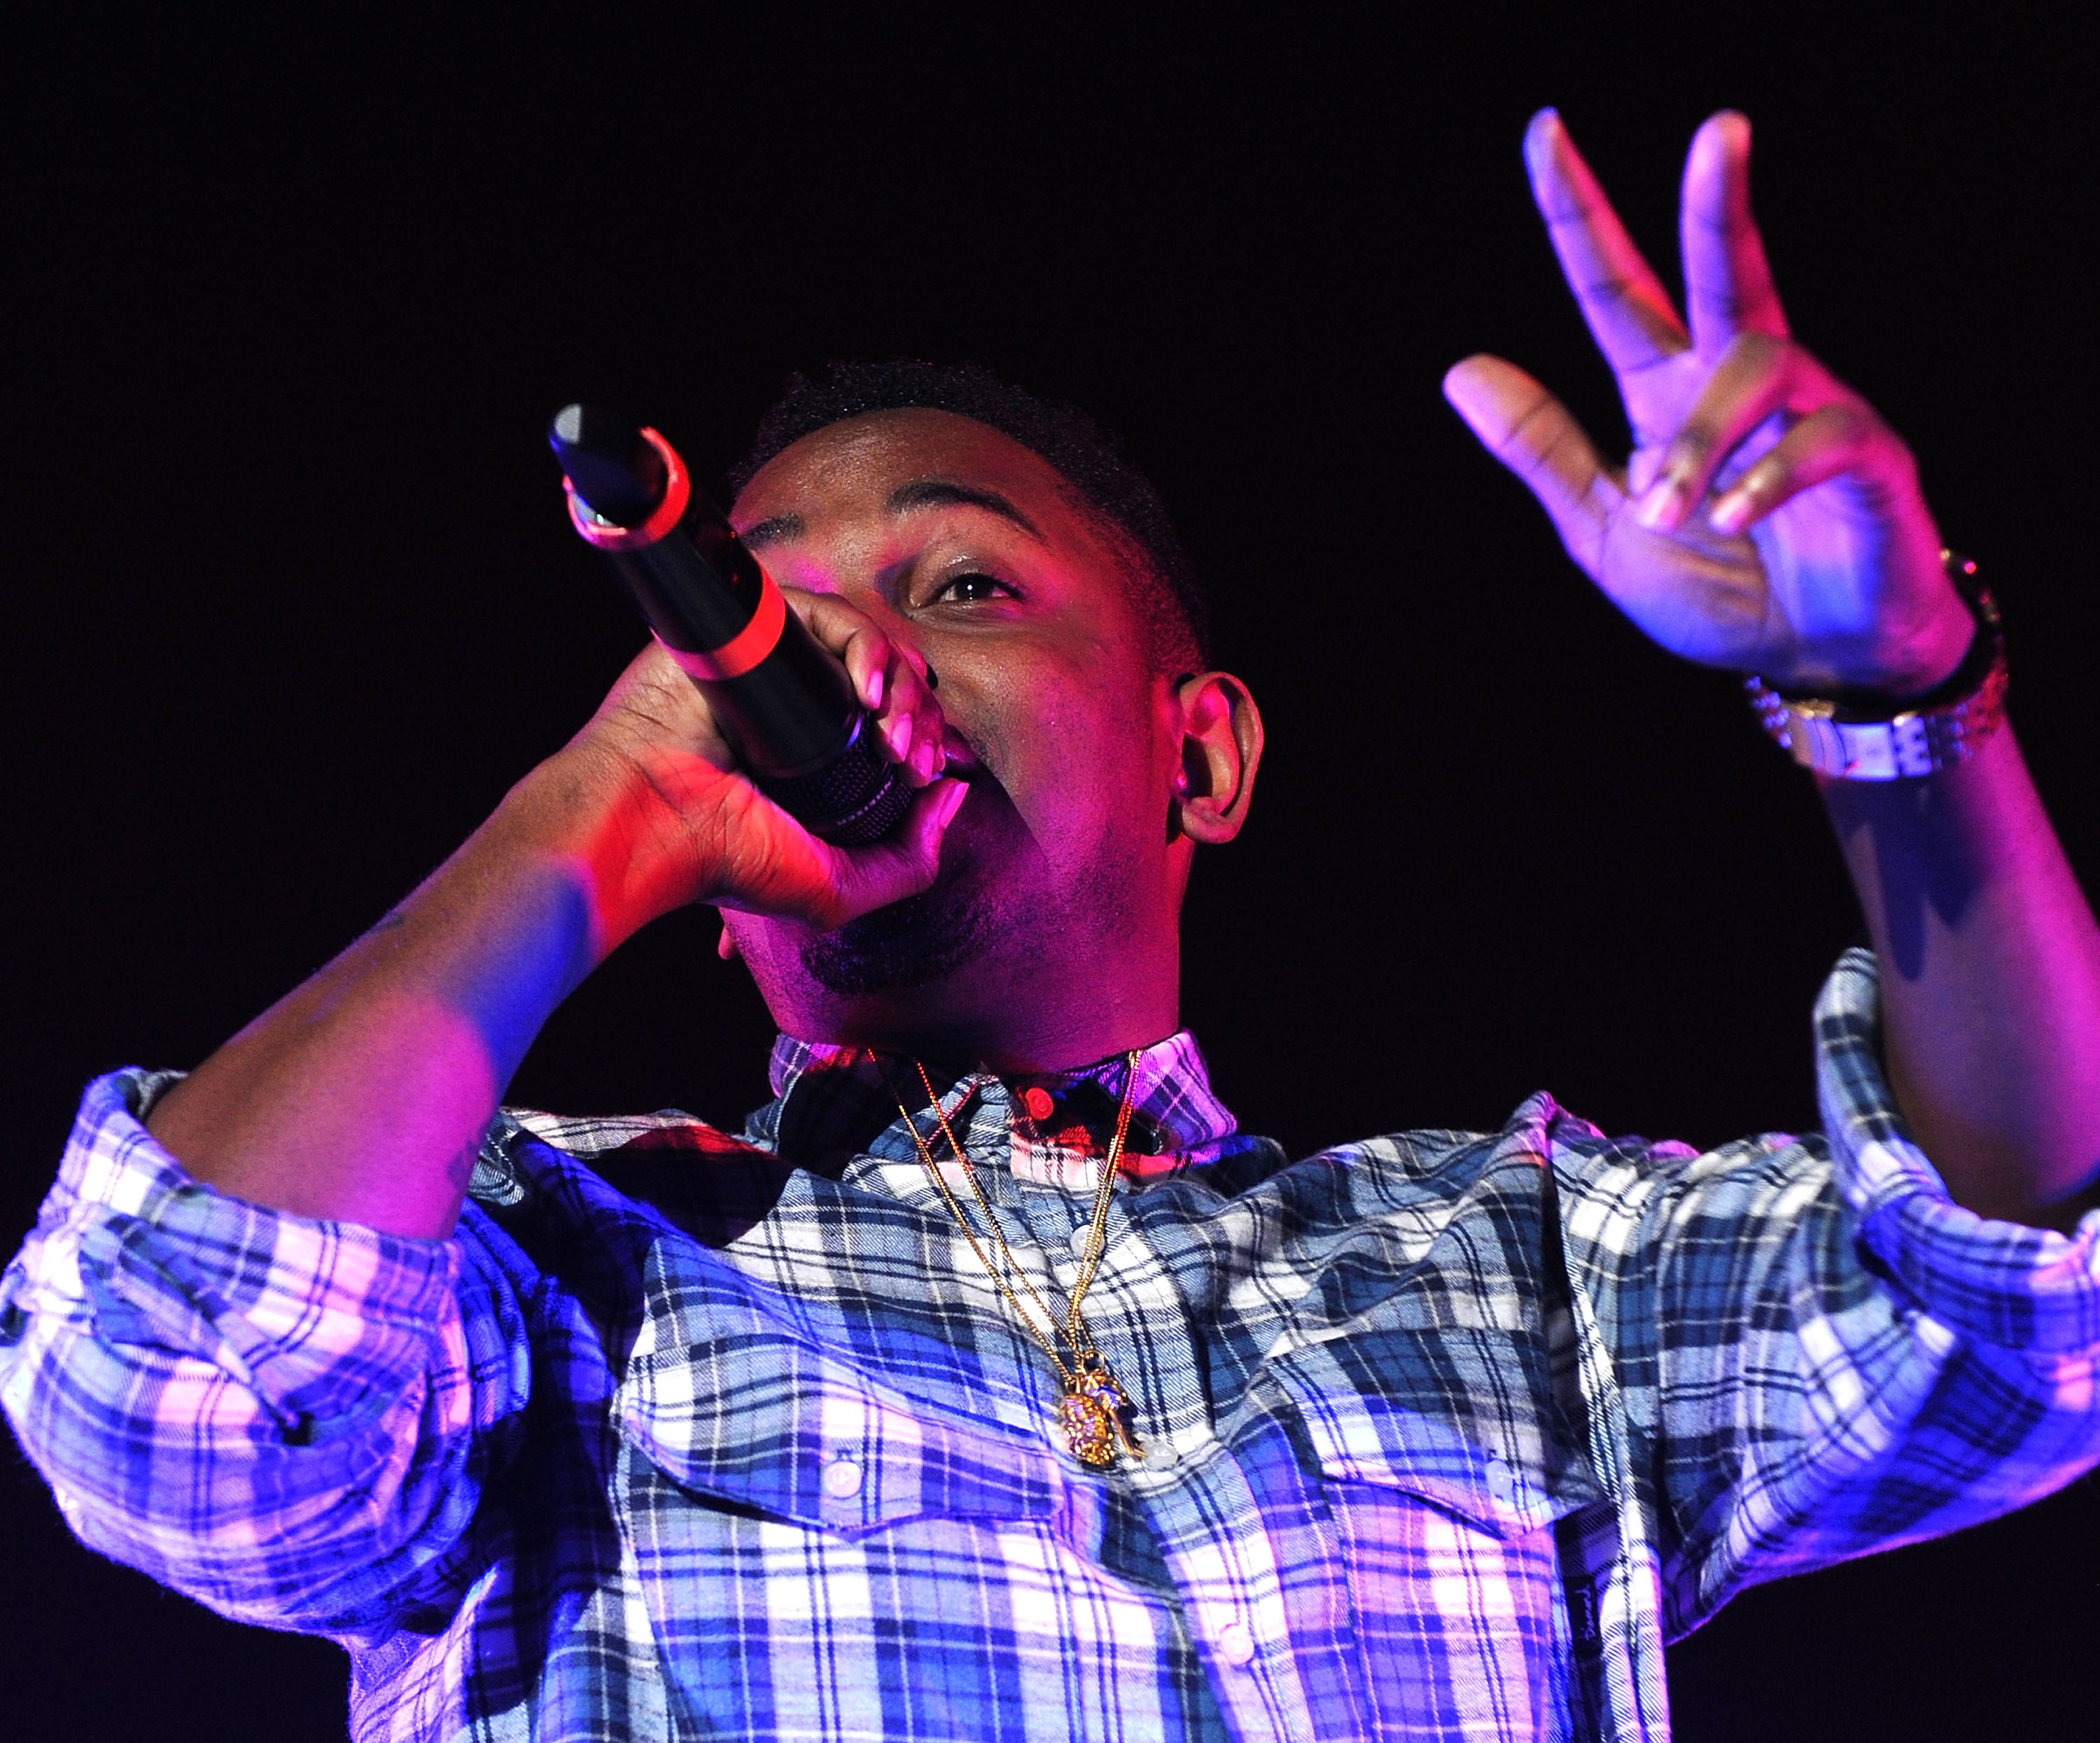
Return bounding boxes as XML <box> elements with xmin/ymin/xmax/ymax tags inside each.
<box><xmin>1795</xmin><ymin>947</ymin><xmax>2100</xmax><ymax>1525</ymax></box>
<box><xmin>0</xmin><ymin>1070</ymin><xmax>531</xmax><ymax>1637</ymax></box>
<box><xmin>1553</xmin><ymin>948</ymin><xmax>2100</xmax><ymax>1638</ymax></box>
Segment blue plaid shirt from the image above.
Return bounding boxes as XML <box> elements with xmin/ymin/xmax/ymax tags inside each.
<box><xmin>4</xmin><ymin>950</ymin><xmax>2098</xmax><ymax>1741</ymax></box>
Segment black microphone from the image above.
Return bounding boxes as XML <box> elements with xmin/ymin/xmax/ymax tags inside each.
<box><xmin>548</xmin><ymin>404</ymin><xmax>912</xmax><ymax>846</ymax></box>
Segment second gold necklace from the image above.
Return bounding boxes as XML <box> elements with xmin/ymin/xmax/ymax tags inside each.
<box><xmin>884</xmin><ymin>1052</ymin><xmax>1147</xmax><ymax>1470</ymax></box>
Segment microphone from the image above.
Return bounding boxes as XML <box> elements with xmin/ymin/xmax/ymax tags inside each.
<box><xmin>548</xmin><ymin>404</ymin><xmax>912</xmax><ymax>846</ymax></box>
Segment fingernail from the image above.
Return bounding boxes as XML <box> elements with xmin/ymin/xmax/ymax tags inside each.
<box><xmin>1708</xmin><ymin>487</ymin><xmax>1754</xmax><ymax>536</ymax></box>
<box><xmin>934</xmin><ymin>779</ymin><xmax>969</xmax><ymax>827</ymax></box>
<box><xmin>864</xmin><ymin>668</ymin><xmax>883</xmax><ymax>710</ymax></box>
<box><xmin>883</xmin><ymin>715</ymin><xmax>911</xmax><ymax>762</ymax></box>
<box><xmin>1632</xmin><ymin>476</ymin><xmax>1680</xmax><ymax>530</ymax></box>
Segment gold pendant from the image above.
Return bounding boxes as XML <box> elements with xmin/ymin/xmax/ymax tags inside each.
<box><xmin>1060</xmin><ymin>1355</ymin><xmax>1144</xmax><ymax>1469</ymax></box>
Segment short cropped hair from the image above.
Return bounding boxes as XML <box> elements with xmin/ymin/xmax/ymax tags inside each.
<box><xmin>729</xmin><ymin>360</ymin><xmax>1212</xmax><ymax>673</ymax></box>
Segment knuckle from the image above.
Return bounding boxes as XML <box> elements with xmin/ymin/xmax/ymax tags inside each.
<box><xmin>792</xmin><ymin>588</ymin><xmax>873</xmax><ymax>640</ymax></box>
<box><xmin>1725</xmin><ymin>330</ymin><xmax>1783</xmax><ymax>370</ymax></box>
<box><xmin>1668</xmin><ymin>424</ymin><xmax>1717</xmax><ymax>468</ymax></box>
<box><xmin>1744</xmin><ymin>456</ymin><xmax>1786</xmax><ymax>498</ymax></box>
<box><xmin>1820</xmin><ymin>398</ymin><xmax>1868</xmax><ymax>438</ymax></box>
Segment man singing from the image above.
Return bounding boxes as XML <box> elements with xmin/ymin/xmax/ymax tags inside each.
<box><xmin>5</xmin><ymin>112</ymin><xmax>2096</xmax><ymax>1741</ymax></box>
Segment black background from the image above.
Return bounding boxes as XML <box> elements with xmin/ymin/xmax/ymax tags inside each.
<box><xmin>4</xmin><ymin>11</ymin><xmax>2095</xmax><ymax>1740</ymax></box>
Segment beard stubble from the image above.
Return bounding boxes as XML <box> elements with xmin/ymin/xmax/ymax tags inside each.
<box><xmin>796</xmin><ymin>790</ymin><xmax>1133</xmax><ymax>999</ymax></box>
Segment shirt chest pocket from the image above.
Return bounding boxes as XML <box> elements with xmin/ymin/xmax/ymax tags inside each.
<box><xmin>612</xmin><ymin>1256</ymin><xmax>1067</xmax><ymax>1538</ymax></box>
<box><xmin>1264</xmin><ymin>1324</ymin><xmax>1603</xmax><ymax>1540</ymax></box>
<box><xmin>1259</xmin><ymin>1326</ymin><xmax>1607</xmax><ymax>1737</ymax></box>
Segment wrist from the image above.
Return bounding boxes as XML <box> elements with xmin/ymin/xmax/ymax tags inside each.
<box><xmin>493</xmin><ymin>739</ymin><xmax>725</xmax><ymax>960</ymax></box>
<box><xmin>1865</xmin><ymin>592</ymin><xmax>1978</xmax><ymax>701</ymax></box>
<box><xmin>1749</xmin><ymin>554</ymin><xmax>2006</xmax><ymax>783</ymax></box>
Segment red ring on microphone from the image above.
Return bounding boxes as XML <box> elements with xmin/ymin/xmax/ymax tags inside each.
<box><xmin>563</xmin><ymin>426</ymin><xmax>692</xmax><ymax>550</ymax></box>
<box><xmin>655</xmin><ymin>573</ymin><xmax>788</xmax><ymax>681</ymax></box>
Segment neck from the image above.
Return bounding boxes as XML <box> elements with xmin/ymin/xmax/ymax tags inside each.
<box><xmin>760</xmin><ymin>920</ymin><xmax>1182</xmax><ymax>1077</ymax></box>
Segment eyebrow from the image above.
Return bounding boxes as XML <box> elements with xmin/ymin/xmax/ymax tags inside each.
<box><xmin>885</xmin><ymin>478</ymin><xmax>1044</xmax><ymax>540</ymax></box>
<box><xmin>738</xmin><ymin>512</ymin><xmax>805</xmax><ymax>553</ymax></box>
<box><xmin>738</xmin><ymin>478</ymin><xmax>1044</xmax><ymax>554</ymax></box>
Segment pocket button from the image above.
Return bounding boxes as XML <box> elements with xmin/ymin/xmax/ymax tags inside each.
<box><xmin>821</xmin><ymin>1456</ymin><xmax>864</xmax><ymax>1499</ymax></box>
<box><xmin>1484</xmin><ymin>1455</ymin><xmax>1515</xmax><ymax>1502</ymax></box>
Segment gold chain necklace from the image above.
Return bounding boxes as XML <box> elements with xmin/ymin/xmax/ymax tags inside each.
<box><xmin>882</xmin><ymin>1051</ymin><xmax>1147</xmax><ymax>1470</ymax></box>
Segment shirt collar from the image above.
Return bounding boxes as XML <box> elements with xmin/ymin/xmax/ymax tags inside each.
<box><xmin>747</xmin><ymin>1029</ymin><xmax>1240</xmax><ymax>1184</ymax></box>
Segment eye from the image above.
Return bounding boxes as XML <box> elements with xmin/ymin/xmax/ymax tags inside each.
<box><xmin>932</xmin><ymin>572</ymin><xmax>1018</xmax><ymax>604</ymax></box>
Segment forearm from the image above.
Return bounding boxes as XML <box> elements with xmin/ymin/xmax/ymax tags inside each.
<box><xmin>1</xmin><ymin>1070</ymin><xmax>504</xmax><ymax>1632</ymax></box>
<box><xmin>148</xmin><ymin>745</ymin><xmax>647</xmax><ymax>1238</ymax></box>
<box><xmin>141</xmin><ymin>620</ymin><xmax>953</xmax><ymax>1239</ymax></box>
<box><xmin>1823</xmin><ymin>724</ymin><xmax>2100</xmax><ymax>1226</ymax></box>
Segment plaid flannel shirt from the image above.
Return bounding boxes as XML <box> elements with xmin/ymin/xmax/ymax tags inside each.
<box><xmin>5</xmin><ymin>949</ymin><xmax>2099</xmax><ymax>1742</ymax></box>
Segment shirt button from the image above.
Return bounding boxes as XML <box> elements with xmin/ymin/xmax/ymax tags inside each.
<box><xmin>821</xmin><ymin>1456</ymin><xmax>863</xmax><ymax>1499</ymax></box>
<box><xmin>1068</xmin><ymin>1222</ymin><xmax>1097</xmax><ymax>1257</ymax></box>
<box><xmin>1484</xmin><ymin>1456</ymin><xmax>1515</xmax><ymax>1502</ymax></box>
<box><xmin>1144</xmin><ymin>1440</ymin><xmax>1178</xmax><ymax>1471</ymax></box>
<box><xmin>1021</xmin><ymin>1086</ymin><xmax>1056</xmax><ymax>1122</ymax></box>
<box><xmin>1216</xmin><ymin>1622</ymin><xmax>1256</xmax><ymax>1667</ymax></box>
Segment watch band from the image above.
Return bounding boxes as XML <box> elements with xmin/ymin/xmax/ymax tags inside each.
<box><xmin>1745</xmin><ymin>553</ymin><xmax>2007</xmax><ymax>781</ymax></box>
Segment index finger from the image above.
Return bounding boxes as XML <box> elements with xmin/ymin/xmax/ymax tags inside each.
<box><xmin>1526</xmin><ymin>108</ymin><xmax>1689</xmax><ymax>379</ymax></box>
<box><xmin>788</xmin><ymin>587</ymin><xmax>893</xmax><ymax>708</ymax></box>
<box><xmin>790</xmin><ymin>589</ymin><xmax>948</xmax><ymax>783</ymax></box>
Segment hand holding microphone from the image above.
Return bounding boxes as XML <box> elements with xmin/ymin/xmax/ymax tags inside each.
<box><xmin>544</xmin><ymin>405</ymin><xmax>965</xmax><ymax>944</ymax></box>
<box><xmin>550</xmin><ymin>404</ymin><xmax>932</xmax><ymax>844</ymax></box>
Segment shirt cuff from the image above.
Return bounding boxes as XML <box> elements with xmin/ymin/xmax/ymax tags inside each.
<box><xmin>1815</xmin><ymin>948</ymin><xmax>2100</xmax><ymax>1354</ymax></box>
<box><xmin>6</xmin><ymin>1068</ymin><xmax>463</xmax><ymax>1433</ymax></box>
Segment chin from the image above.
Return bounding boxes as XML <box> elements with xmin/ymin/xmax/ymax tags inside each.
<box><xmin>780</xmin><ymin>776</ymin><xmax>1126</xmax><ymax>1008</ymax></box>
<box><xmin>797</xmin><ymin>860</ymin><xmax>997</xmax><ymax>997</ymax></box>
<box><xmin>796</xmin><ymin>782</ymin><xmax>1014</xmax><ymax>997</ymax></box>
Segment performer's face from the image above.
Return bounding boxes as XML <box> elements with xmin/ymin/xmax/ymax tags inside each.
<box><xmin>720</xmin><ymin>407</ymin><xmax>1214</xmax><ymax>1058</ymax></box>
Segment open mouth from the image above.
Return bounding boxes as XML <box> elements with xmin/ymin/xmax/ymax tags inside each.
<box><xmin>937</xmin><ymin>727</ymin><xmax>989</xmax><ymax>780</ymax></box>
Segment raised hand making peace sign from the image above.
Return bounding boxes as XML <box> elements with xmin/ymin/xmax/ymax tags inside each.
<box><xmin>1446</xmin><ymin>110</ymin><xmax>1974</xmax><ymax>699</ymax></box>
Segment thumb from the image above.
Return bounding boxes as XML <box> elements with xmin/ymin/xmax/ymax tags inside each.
<box><xmin>1443</xmin><ymin>354</ymin><xmax>1619</xmax><ymax>575</ymax></box>
<box><xmin>823</xmin><ymin>776</ymin><xmax>971</xmax><ymax>921</ymax></box>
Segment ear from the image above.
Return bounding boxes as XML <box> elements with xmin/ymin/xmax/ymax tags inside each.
<box><xmin>1171</xmin><ymin>671</ymin><xmax>1263</xmax><ymax>844</ymax></box>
